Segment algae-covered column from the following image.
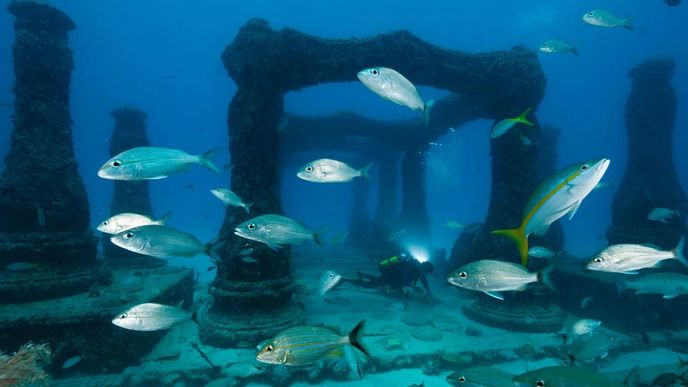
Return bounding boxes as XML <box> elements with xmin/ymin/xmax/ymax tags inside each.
<box><xmin>200</xmin><ymin>24</ymin><xmax>304</xmax><ymax>347</ymax></box>
<box><xmin>607</xmin><ymin>58</ymin><xmax>686</xmax><ymax>248</ymax></box>
<box><xmin>372</xmin><ymin>153</ymin><xmax>399</xmax><ymax>243</ymax></box>
<box><xmin>398</xmin><ymin>143</ymin><xmax>430</xmax><ymax>247</ymax></box>
<box><xmin>347</xmin><ymin>178</ymin><xmax>372</xmax><ymax>247</ymax></box>
<box><xmin>103</xmin><ymin>107</ymin><xmax>163</xmax><ymax>268</ymax></box>
<box><xmin>0</xmin><ymin>0</ymin><xmax>98</xmax><ymax>302</ymax></box>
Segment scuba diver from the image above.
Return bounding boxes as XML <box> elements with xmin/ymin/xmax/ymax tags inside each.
<box><xmin>347</xmin><ymin>252</ymin><xmax>434</xmax><ymax>295</ymax></box>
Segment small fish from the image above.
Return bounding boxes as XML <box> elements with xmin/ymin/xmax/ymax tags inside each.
<box><xmin>234</xmin><ymin>214</ymin><xmax>325</xmax><ymax>249</ymax></box>
<box><xmin>445</xmin><ymin>220</ymin><xmax>464</xmax><ymax>229</ymax></box>
<box><xmin>241</xmin><ymin>256</ymin><xmax>258</xmax><ymax>264</ymax></box>
<box><xmin>297</xmin><ymin>159</ymin><xmax>373</xmax><ymax>183</ymax></box>
<box><xmin>112</xmin><ymin>303</ymin><xmax>192</xmax><ymax>331</ymax></box>
<box><xmin>580</xmin><ymin>295</ymin><xmax>593</xmax><ymax>309</ymax></box>
<box><xmin>97</xmin><ymin>212</ymin><xmax>170</xmax><ymax>234</ymax></box>
<box><xmin>493</xmin><ymin>159</ymin><xmax>610</xmax><ymax>266</ymax></box>
<box><xmin>110</xmin><ymin>225</ymin><xmax>219</xmax><ymax>259</ymax></box>
<box><xmin>319</xmin><ymin>270</ymin><xmax>342</xmax><ymax>297</ymax></box>
<box><xmin>5</xmin><ymin>262</ymin><xmax>40</xmax><ymax>271</ymax></box>
<box><xmin>211</xmin><ymin>188</ymin><xmax>253</xmax><ymax>213</ymax></box>
<box><xmin>567</xmin><ymin>319</ymin><xmax>602</xmax><ymax>339</ymax></box>
<box><xmin>98</xmin><ymin>146</ymin><xmax>220</xmax><ymax>180</ymax></box>
<box><xmin>239</xmin><ymin>247</ymin><xmax>253</xmax><ymax>256</ymax></box>
<box><xmin>582</xmin><ymin>9</ymin><xmax>633</xmax><ymax>30</ymax></box>
<box><xmin>256</xmin><ymin>320</ymin><xmax>368</xmax><ymax>366</ymax></box>
<box><xmin>587</xmin><ymin>236</ymin><xmax>687</xmax><ymax>274</ymax></box>
<box><xmin>528</xmin><ymin>246</ymin><xmax>556</xmax><ymax>259</ymax></box>
<box><xmin>61</xmin><ymin>356</ymin><xmax>82</xmax><ymax>369</ymax></box>
<box><xmin>490</xmin><ymin>107</ymin><xmax>534</xmax><ymax>138</ymax></box>
<box><xmin>566</xmin><ymin>334</ymin><xmax>617</xmax><ymax>365</ymax></box>
<box><xmin>447</xmin><ymin>259</ymin><xmax>556</xmax><ymax>300</ymax></box>
<box><xmin>357</xmin><ymin>67</ymin><xmax>434</xmax><ymax>125</ymax></box>
<box><xmin>539</xmin><ymin>39</ymin><xmax>579</xmax><ymax>55</ymax></box>
<box><xmin>514</xmin><ymin>365</ymin><xmax>625</xmax><ymax>387</ymax></box>
<box><xmin>625</xmin><ymin>272</ymin><xmax>688</xmax><ymax>299</ymax></box>
<box><xmin>447</xmin><ymin>366</ymin><xmax>515</xmax><ymax>386</ymax></box>
<box><xmin>520</xmin><ymin>133</ymin><xmax>532</xmax><ymax>146</ymax></box>
<box><xmin>647</xmin><ymin>207</ymin><xmax>680</xmax><ymax>223</ymax></box>
<box><xmin>593</xmin><ymin>180</ymin><xmax>614</xmax><ymax>191</ymax></box>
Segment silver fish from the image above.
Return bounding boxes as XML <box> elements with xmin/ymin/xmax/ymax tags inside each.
<box><xmin>447</xmin><ymin>366</ymin><xmax>515</xmax><ymax>387</ymax></box>
<box><xmin>587</xmin><ymin>236</ymin><xmax>686</xmax><ymax>274</ymax></box>
<box><xmin>582</xmin><ymin>9</ymin><xmax>633</xmax><ymax>30</ymax></box>
<box><xmin>567</xmin><ymin>319</ymin><xmax>601</xmax><ymax>339</ymax></box>
<box><xmin>539</xmin><ymin>39</ymin><xmax>579</xmax><ymax>55</ymax></box>
<box><xmin>234</xmin><ymin>214</ymin><xmax>324</xmax><ymax>249</ymax></box>
<box><xmin>319</xmin><ymin>270</ymin><xmax>342</xmax><ymax>297</ymax></box>
<box><xmin>528</xmin><ymin>246</ymin><xmax>556</xmax><ymax>259</ymax></box>
<box><xmin>490</xmin><ymin>107</ymin><xmax>533</xmax><ymax>138</ymax></box>
<box><xmin>625</xmin><ymin>272</ymin><xmax>688</xmax><ymax>299</ymax></box>
<box><xmin>112</xmin><ymin>303</ymin><xmax>190</xmax><ymax>331</ymax></box>
<box><xmin>566</xmin><ymin>333</ymin><xmax>617</xmax><ymax>365</ymax></box>
<box><xmin>647</xmin><ymin>207</ymin><xmax>679</xmax><ymax>223</ymax></box>
<box><xmin>241</xmin><ymin>256</ymin><xmax>258</xmax><ymax>263</ymax></box>
<box><xmin>97</xmin><ymin>212</ymin><xmax>169</xmax><ymax>234</ymax></box>
<box><xmin>447</xmin><ymin>259</ymin><xmax>555</xmax><ymax>300</ymax></box>
<box><xmin>110</xmin><ymin>225</ymin><xmax>214</xmax><ymax>259</ymax></box>
<box><xmin>98</xmin><ymin>146</ymin><xmax>220</xmax><ymax>180</ymax></box>
<box><xmin>211</xmin><ymin>188</ymin><xmax>252</xmax><ymax>213</ymax></box>
<box><xmin>514</xmin><ymin>365</ymin><xmax>625</xmax><ymax>387</ymax></box>
<box><xmin>61</xmin><ymin>356</ymin><xmax>81</xmax><ymax>369</ymax></box>
<box><xmin>357</xmin><ymin>67</ymin><xmax>434</xmax><ymax>125</ymax></box>
<box><xmin>297</xmin><ymin>158</ymin><xmax>372</xmax><ymax>183</ymax></box>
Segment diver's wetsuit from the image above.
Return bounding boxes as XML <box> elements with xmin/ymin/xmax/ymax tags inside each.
<box><xmin>353</xmin><ymin>256</ymin><xmax>431</xmax><ymax>294</ymax></box>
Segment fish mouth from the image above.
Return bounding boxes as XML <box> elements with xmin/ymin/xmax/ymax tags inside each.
<box><xmin>97</xmin><ymin>166</ymin><xmax>109</xmax><ymax>178</ymax></box>
<box><xmin>234</xmin><ymin>229</ymin><xmax>256</xmax><ymax>242</ymax></box>
<box><xmin>594</xmin><ymin>158</ymin><xmax>611</xmax><ymax>173</ymax></box>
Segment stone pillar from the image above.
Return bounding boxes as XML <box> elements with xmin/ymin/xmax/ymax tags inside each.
<box><xmin>102</xmin><ymin>107</ymin><xmax>163</xmax><ymax>267</ymax></box>
<box><xmin>200</xmin><ymin>86</ymin><xmax>304</xmax><ymax>347</ymax></box>
<box><xmin>372</xmin><ymin>153</ymin><xmax>399</xmax><ymax>243</ymax></box>
<box><xmin>398</xmin><ymin>144</ymin><xmax>430</xmax><ymax>247</ymax></box>
<box><xmin>347</xmin><ymin>178</ymin><xmax>372</xmax><ymax>247</ymax></box>
<box><xmin>607</xmin><ymin>58</ymin><xmax>686</xmax><ymax>248</ymax></box>
<box><xmin>0</xmin><ymin>1</ymin><xmax>98</xmax><ymax>303</ymax></box>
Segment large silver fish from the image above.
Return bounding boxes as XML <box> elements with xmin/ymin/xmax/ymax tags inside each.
<box><xmin>582</xmin><ymin>9</ymin><xmax>633</xmax><ymax>30</ymax></box>
<box><xmin>97</xmin><ymin>212</ymin><xmax>169</xmax><ymax>234</ymax></box>
<box><xmin>110</xmin><ymin>225</ymin><xmax>216</xmax><ymax>259</ymax></box>
<box><xmin>625</xmin><ymin>272</ymin><xmax>688</xmax><ymax>299</ymax></box>
<box><xmin>447</xmin><ymin>259</ymin><xmax>555</xmax><ymax>300</ymax></box>
<box><xmin>112</xmin><ymin>303</ymin><xmax>190</xmax><ymax>331</ymax></box>
<box><xmin>514</xmin><ymin>365</ymin><xmax>625</xmax><ymax>387</ymax></box>
<box><xmin>98</xmin><ymin>146</ymin><xmax>220</xmax><ymax>180</ymax></box>
<box><xmin>256</xmin><ymin>321</ymin><xmax>368</xmax><ymax>366</ymax></box>
<box><xmin>357</xmin><ymin>67</ymin><xmax>434</xmax><ymax>125</ymax></box>
<box><xmin>211</xmin><ymin>188</ymin><xmax>252</xmax><ymax>214</ymax></box>
<box><xmin>319</xmin><ymin>270</ymin><xmax>342</xmax><ymax>297</ymax></box>
<box><xmin>234</xmin><ymin>214</ymin><xmax>324</xmax><ymax>249</ymax></box>
<box><xmin>539</xmin><ymin>39</ymin><xmax>579</xmax><ymax>55</ymax></box>
<box><xmin>493</xmin><ymin>159</ymin><xmax>610</xmax><ymax>266</ymax></box>
<box><xmin>586</xmin><ymin>236</ymin><xmax>686</xmax><ymax>274</ymax></box>
<box><xmin>297</xmin><ymin>159</ymin><xmax>373</xmax><ymax>183</ymax></box>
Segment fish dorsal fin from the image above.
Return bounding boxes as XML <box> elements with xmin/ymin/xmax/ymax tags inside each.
<box><xmin>485</xmin><ymin>291</ymin><xmax>504</xmax><ymax>300</ymax></box>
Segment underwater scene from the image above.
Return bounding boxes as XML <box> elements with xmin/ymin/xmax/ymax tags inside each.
<box><xmin>0</xmin><ymin>0</ymin><xmax>688</xmax><ymax>386</ymax></box>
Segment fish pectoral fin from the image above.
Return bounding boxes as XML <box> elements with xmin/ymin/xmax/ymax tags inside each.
<box><xmin>484</xmin><ymin>291</ymin><xmax>504</xmax><ymax>300</ymax></box>
<box><xmin>281</xmin><ymin>350</ymin><xmax>290</xmax><ymax>365</ymax></box>
<box><xmin>326</xmin><ymin>347</ymin><xmax>345</xmax><ymax>358</ymax></box>
<box><xmin>567</xmin><ymin>201</ymin><xmax>582</xmax><ymax>220</ymax></box>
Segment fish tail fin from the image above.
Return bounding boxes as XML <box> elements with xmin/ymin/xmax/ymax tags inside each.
<box><xmin>359</xmin><ymin>162</ymin><xmax>375</xmax><ymax>180</ymax></box>
<box><xmin>198</xmin><ymin>148</ymin><xmax>221</xmax><ymax>174</ymax></box>
<box><xmin>516</xmin><ymin>107</ymin><xmax>534</xmax><ymax>126</ymax></box>
<box><xmin>204</xmin><ymin>236</ymin><xmax>226</xmax><ymax>262</ymax></box>
<box><xmin>623</xmin><ymin>17</ymin><xmax>635</xmax><ymax>30</ymax></box>
<box><xmin>566</xmin><ymin>354</ymin><xmax>576</xmax><ymax>366</ymax></box>
<box><xmin>492</xmin><ymin>225</ymin><xmax>529</xmax><ymax>266</ymax></box>
<box><xmin>571</xmin><ymin>46</ymin><xmax>580</xmax><ymax>56</ymax></box>
<box><xmin>313</xmin><ymin>226</ymin><xmax>328</xmax><ymax>246</ymax></box>
<box><xmin>348</xmin><ymin>320</ymin><xmax>369</xmax><ymax>357</ymax></box>
<box><xmin>157</xmin><ymin>211</ymin><xmax>172</xmax><ymax>225</ymax></box>
<box><xmin>537</xmin><ymin>260</ymin><xmax>558</xmax><ymax>294</ymax></box>
<box><xmin>242</xmin><ymin>203</ymin><xmax>253</xmax><ymax>214</ymax></box>
<box><xmin>679</xmin><ymin>357</ymin><xmax>688</xmax><ymax>369</ymax></box>
<box><xmin>673</xmin><ymin>236</ymin><xmax>687</xmax><ymax>268</ymax></box>
<box><xmin>423</xmin><ymin>99</ymin><xmax>435</xmax><ymax>127</ymax></box>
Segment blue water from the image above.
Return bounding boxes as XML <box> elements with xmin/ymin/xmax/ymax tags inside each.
<box><xmin>1</xmin><ymin>0</ymin><xmax>687</xmax><ymax>385</ymax></box>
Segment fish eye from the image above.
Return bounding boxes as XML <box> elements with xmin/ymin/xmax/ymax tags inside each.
<box><xmin>329</xmin><ymin>273</ymin><xmax>334</xmax><ymax>278</ymax></box>
<box><xmin>587</xmin><ymin>12</ymin><xmax>594</xmax><ymax>17</ymax></box>
<box><xmin>458</xmin><ymin>376</ymin><xmax>466</xmax><ymax>382</ymax></box>
<box><xmin>124</xmin><ymin>232</ymin><xmax>133</xmax><ymax>239</ymax></box>
<box><xmin>111</xmin><ymin>160</ymin><xmax>122</xmax><ymax>167</ymax></box>
<box><xmin>581</xmin><ymin>164</ymin><xmax>589</xmax><ymax>170</ymax></box>
<box><xmin>594</xmin><ymin>257</ymin><xmax>602</xmax><ymax>263</ymax></box>
<box><xmin>102</xmin><ymin>221</ymin><xmax>108</xmax><ymax>225</ymax></box>
<box><xmin>536</xmin><ymin>381</ymin><xmax>545</xmax><ymax>387</ymax></box>
<box><xmin>306</xmin><ymin>166</ymin><xmax>313</xmax><ymax>172</ymax></box>
<box><xmin>459</xmin><ymin>271</ymin><xmax>467</xmax><ymax>278</ymax></box>
<box><xmin>248</xmin><ymin>223</ymin><xmax>256</xmax><ymax>230</ymax></box>
<box><xmin>119</xmin><ymin>313</ymin><xmax>127</xmax><ymax>319</ymax></box>
<box><xmin>371</xmin><ymin>69</ymin><xmax>378</xmax><ymax>75</ymax></box>
<box><xmin>266</xmin><ymin>345</ymin><xmax>274</xmax><ymax>352</ymax></box>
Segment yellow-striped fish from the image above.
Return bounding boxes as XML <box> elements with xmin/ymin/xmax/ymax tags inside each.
<box><xmin>493</xmin><ymin>159</ymin><xmax>610</xmax><ymax>266</ymax></box>
<box><xmin>256</xmin><ymin>321</ymin><xmax>368</xmax><ymax>366</ymax></box>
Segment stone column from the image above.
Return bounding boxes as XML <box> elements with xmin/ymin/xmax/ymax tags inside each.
<box><xmin>607</xmin><ymin>58</ymin><xmax>686</xmax><ymax>248</ymax></box>
<box><xmin>372</xmin><ymin>153</ymin><xmax>399</xmax><ymax>243</ymax></box>
<box><xmin>347</xmin><ymin>178</ymin><xmax>372</xmax><ymax>247</ymax></box>
<box><xmin>398</xmin><ymin>144</ymin><xmax>430</xmax><ymax>247</ymax></box>
<box><xmin>199</xmin><ymin>86</ymin><xmax>304</xmax><ymax>347</ymax></box>
<box><xmin>0</xmin><ymin>1</ymin><xmax>98</xmax><ymax>303</ymax></box>
<box><xmin>102</xmin><ymin>107</ymin><xmax>163</xmax><ymax>268</ymax></box>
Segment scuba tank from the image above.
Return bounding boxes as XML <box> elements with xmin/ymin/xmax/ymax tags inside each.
<box><xmin>379</xmin><ymin>253</ymin><xmax>409</xmax><ymax>268</ymax></box>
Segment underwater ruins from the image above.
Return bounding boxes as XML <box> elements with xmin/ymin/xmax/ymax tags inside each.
<box><xmin>0</xmin><ymin>1</ymin><xmax>686</xmax><ymax>387</ymax></box>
